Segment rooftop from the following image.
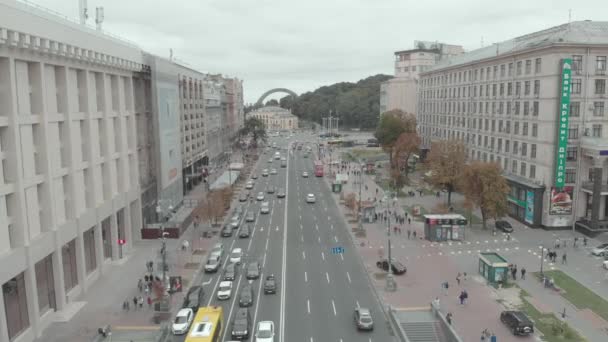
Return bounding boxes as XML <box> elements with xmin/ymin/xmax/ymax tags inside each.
<box><xmin>426</xmin><ymin>20</ymin><xmax>608</xmax><ymax>72</ymax></box>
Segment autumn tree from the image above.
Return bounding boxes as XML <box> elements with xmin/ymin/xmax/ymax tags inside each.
<box><xmin>374</xmin><ymin>110</ymin><xmax>416</xmax><ymax>167</ymax></box>
<box><xmin>392</xmin><ymin>131</ymin><xmax>421</xmax><ymax>179</ymax></box>
<box><xmin>460</xmin><ymin>161</ymin><xmax>509</xmax><ymax>230</ymax></box>
<box><xmin>426</xmin><ymin>139</ymin><xmax>467</xmax><ymax>206</ymax></box>
<box><xmin>344</xmin><ymin>193</ymin><xmax>358</xmax><ymax>215</ymax></box>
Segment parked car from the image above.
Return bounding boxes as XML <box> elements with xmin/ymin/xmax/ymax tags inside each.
<box><xmin>221</xmin><ymin>225</ymin><xmax>233</xmax><ymax>238</ymax></box>
<box><xmin>495</xmin><ymin>220</ymin><xmax>514</xmax><ymax>233</ymax></box>
<box><xmin>264</xmin><ymin>275</ymin><xmax>277</xmax><ymax>294</ymax></box>
<box><xmin>376</xmin><ymin>259</ymin><xmax>407</xmax><ymax>275</ymax></box>
<box><xmin>251</xmin><ymin>173</ymin><xmax>258</xmax><ymax>179</ymax></box>
<box><xmin>245</xmin><ymin>211</ymin><xmax>255</xmax><ymax>222</ymax></box>
<box><xmin>592</xmin><ymin>243</ymin><xmax>608</xmax><ymax>257</ymax></box>
<box><xmin>354</xmin><ymin>307</ymin><xmax>374</xmax><ymax>331</ymax></box>
<box><xmin>172</xmin><ymin>308</ymin><xmax>194</xmax><ymax>335</ymax></box>
<box><xmin>230</xmin><ymin>216</ymin><xmax>240</xmax><ymax>229</ymax></box>
<box><xmin>255</xmin><ymin>321</ymin><xmax>275</xmax><ymax>342</ymax></box>
<box><xmin>239</xmin><ymin>192</ymin><xmax>249</xmax><ymax>202</ymax></box>
<box><xmin>256</xmin><ymin>192</ymin><xmax>265</xmax><ymax>201</ymax></box>
<box><xmin>245</xmin><ymin>181</ymin><xmax>254</xmax><ymax>190</ymax></box>
<box><xmin>500</xmin><ymin>310</ymin><xmax>534</xmax><ymax>336</ymax></box>
<box><xmin>230</xmin><ymin>248</ymin><xmax>243</xmax><ymax>264</ymax></box>
<box><xmin>210</xmin><ymin>243</ymin><xmax>224</xmax><ymax>258</ymax></box>
<box><xmin>182</xmin><ymin>286</ymin><xmax>204</xmax><ymax>311</ymax></box>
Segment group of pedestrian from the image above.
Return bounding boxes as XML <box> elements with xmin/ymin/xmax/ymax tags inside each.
<box><xmin>123</xmin><ymin>295</ymin><xmax>150</xmax><ymax>311</ymax></box>
<box><xmin>406</xmin><ymin>230</ymin><xmax>417</xmax><ymax>240</ymax></box>
<box><xmin>545</xmin><ymin>249</ymin><xmax>566</xmax><ymax>264</ymax></box>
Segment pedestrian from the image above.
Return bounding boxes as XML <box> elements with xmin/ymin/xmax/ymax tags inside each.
<box><xmin>574</xmin><ymin>237</ymin><xmax>578</xmax><ymax>247</ymax></box>
<box><xmin>144</xmin><ymin>283</ymin><xmax>150</xmax><ymax>295</ymax></box>
<box><xmin>138</xmin><ymin>296</ymin><xmax>144</xmax><ymax>308</ymax></box>
<box><xmin>463</xmin><ymin>290</ymin><xmax>468</xmax><ymax>304</ymax></box>
<box><xmin>511</xmin><ymin>265</ymin><xmax>517</xmax><ymax>280</ymax></box>
<box><xmin>459</xmin><ymin>291</ymin><xmax>465</xmax><ymax>305</ymax></box>
<box><xmin>394</xmin><ymin>226</ymin><xmax>398</xmax><ymax>234</ymax></box>
<box><xmin>443</xmin><ymin>281</ymin><xmax>449</xmax><ymax>296</ymax></box>
<box><xmin>433</xmin><ymin>297</ymin><xmax>441</xmax><ymax>309</ymax></box>
<box><xmin>405</xmin><ymin>212</ymin><xmax>408</xmax><ymax>219</ymax></box>
<box><xmin>413</xmin><ymin>230</ymin><xmax>417</xmax><ymax>239</ymax></box>
<box><xmin>407</xmin><ymin>230</ymin><xmax>411</xmax><ymax>239</ymax></box>
<box><xmin>408</xmin><ymin>218</ymin><xmax>411</xmax><ymax>225</ymax></box>
<box><xmin>583</xmin><ymin>237</ymin><xmax>588</xmax><ymax>246</ymax></box>
<box><xmin>456</xmin><ymin>272</ymin><xmax>461</xmax><ymax>286</ymax></box>
<box><xmin>562</xmin><ymin>253</ymin><xmax>567</xmax><ymax>265</ymax></box>
<box><xmin>147</xmin><ymin>296</ymin><xmax>152</xmax><ymax>308</ymax></box>
<box><xmin>446</xmin><ymin>312</ymin><xmax>453</xmax><ymax>325</ymax></box>
<box><xmin>144</xmin><ymin>274</ymin><xmax>149</xmax><ymax>283</ymax></box>
<box><xmin>133</xmin><ymin>296</ymin><xmax>138</xmax><ymax>310</ymax></box>
<box><xmin>521</xmin><ymin>267</ymin><xmax>526</xmax><ymax>280</ymax></box>
<box><xmin>138</xmin><ymin>278</ymin><xmax>143</xmax><ymax>292</ymax></box>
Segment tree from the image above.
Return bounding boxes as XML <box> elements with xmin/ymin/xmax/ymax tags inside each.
<box><xmin>374</xmin><ymin>110</ymin><xmax>416</xmax><ymax>167</ymax></box>
<box><xmin>344</xmin><ymin>193</ymin><xmax>358</xmax><ymax>215</ymax></box>
<box><xmin>460</xmin><ymin>162</ymin><xmax>509</xmax><ymax>230</ymax></box>
<box><xmin>265</xmin><ymin>99</ymin><xmax>279</xmax><ymax>106</ymax></box>
<box><xmin>392</xmin><ymin>131</ymin><xmax>421</xmax><ymax>179</ymax></box>
<box><xmin>238</xmin><ymin>117</ymin><xmax>267</xmax><ymax>148</ymax></box>
<box><xmin>426</xmin><ymin>140</ymin><xmax>467</xmax><ymax>206</ymax></box>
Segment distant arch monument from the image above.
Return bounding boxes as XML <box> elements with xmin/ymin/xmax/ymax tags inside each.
<box><xmin>256</xmin><ymin>88</ymin><xmax>298</xmax><ymax>106</ymax></box>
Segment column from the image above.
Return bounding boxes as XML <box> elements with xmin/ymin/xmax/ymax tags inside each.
<box><xmin>93</xmin><ymin>223</ymin><xmax>105</xmax><ymax>274</ymax></box>
<box><xmin>24</xmin><ymin>264</ymin><xmax>40</xmax><ymax>337</ymax></box>
<box><xmin>51</xmin><ymin>248</ymin><xmax>67</xmax><ymax>309</ymax></box>
<box><xmin>591</xmin><ymin>158</ymin><xmax>604</xmax><ymax>229</ymax></box>
<box><xmin>124</xmin><ymin>204</ymin><xmax>133</xmax><ymax>254</ymax></box>
<box><xmin>110</xmin><ymin>212</ymin><xmax>119</xmax><ymax>260</ymax></box>
<box><xmin>74</xmin><ymin>233</ymin><xmax>87</xmax><ymax>294</ymax></box>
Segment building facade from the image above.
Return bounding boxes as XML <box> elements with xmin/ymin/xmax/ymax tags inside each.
<box><xmin>0</xmin><ymin>1</ymin><xmax>144</xmax><ymax>341</ymax></box>
<box><xmin>248</xmin><ymin>106</ymin><xmax>299</xmax><ymax>131</ymax></box>
<box><xmin>204</xmin><ymin>77</ymin><xmax>224</xmax><ymax>167</ymax></box>
<box><xmin>418</xmin><ymin>21</ymin><xmax>608</xmax><ymax>232</ymax></box>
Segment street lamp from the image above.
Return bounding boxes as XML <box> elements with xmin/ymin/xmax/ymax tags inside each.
<box><xmin>358</xmin><ymin>163</ymin><xmax>364</xmax><ymax>231</ymax></box>
<box><xmin>539</xmin><ymin>245</ymin><xmax>545</xmax><ymax>276</ymax></box>
<box><xmin>381</xmin><ymin>194</ymin><xmax>397</xmax><ymax>292</ymax></box>
<box><xmin>156</xmin><ymin>202</ymin><xmax>173</xmax><ymax>291</ymax></box>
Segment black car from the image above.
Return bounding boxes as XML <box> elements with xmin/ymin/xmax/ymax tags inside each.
<box><xmin>221</xmin><ymin>225</ymin><xmax>233</xmax><ymax>237</ymax></box>
<box><xmin>231</xmin><ymin>307</ymin><xmax>251</xmax><ymax>340</ymax></box>
<box><xmin>495</xmin><ymin>220</ymin><xmax>514</xmax><ymax>233</ymax></box>
<box><xmin>376</xmin><ymin>259</ymin><xmax>407</xmax><ymax>275</ymax></box>
<box><xmin>267</xmin><ymin>186</ymin><xmax>275</xmax><ymax>194</ymax></box>
<box><xmin>500</xmin><ymin>311</ymin><xmax>534</xmax><ymax>336</ymax></box>
<box><xmin>239</xmin><ymin>224</ymin><xmax>251</xmax><ymax>238</ymax></box>
<box><xmin>239</xmin><ymin>192</ymin><xmax>249</xmax><ymax>202</ymax></box>
<box><xmin>182</xmin><ymin>286</ymin><xmax>204</xmax><ymax>312</ymax></box>
<box><xmin>251</xmin><ymin>174</ymin><xmax>258</xmax><ymax>179</ymax></box>
<box><xmin>223</xmin><ymin>263</ymin><xmax>237</xmax><ymax>281</ymax></box>
<box><xmin>246</xmin><ymin>261</ymin><xmax>261</xmax><ymax>279</ymax></box>
<box><xmin>264</xmin><ymin>275</ymin><xmax>277</xmax><ymax>294</ymax></box>
<box><xmin>239</xmin><ymin>284</ymin><xmax>254</xmax><ymax>307</ymax></box>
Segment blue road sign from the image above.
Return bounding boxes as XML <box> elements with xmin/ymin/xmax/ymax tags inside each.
<box><xmin>331</xmin><ymin>246</ymin><xmax>345</xmax><ymax>255</ymax></box>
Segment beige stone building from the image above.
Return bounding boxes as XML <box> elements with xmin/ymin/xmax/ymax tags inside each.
<box><xmin>248</xmin><ymin>106</ymin><xmax>298</xmax><ymax>131</ymax></box>
<box><xmin>418</xmin><ymin>21</ymin><xmax>608</xmax><ymax>232</ymax></box>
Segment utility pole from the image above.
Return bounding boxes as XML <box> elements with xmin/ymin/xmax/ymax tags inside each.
<box><xmin>358</xmin><ymin>164</ymin><xmax>363</xmax><ymax>230</ymax></box>
<box><xmin>383</xmin><ymin>195</ymin><xmax>397</xmax><ymax>292</ymax></box>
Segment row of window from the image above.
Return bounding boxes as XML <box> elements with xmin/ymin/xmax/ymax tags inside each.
<box><xmin>469</xmin><ymin>149</ymin><xmax>537</xmax><ymax>179</ymax></box>
<box><xmin>421</xmin><ymin>123</ymin><xmax>604</xmax><ymax>141</ymax></box>
<box><xmin>422</xmin><ymin>100</ymin><xmax>541</xmax><ymax>116</ymax></box>
<box><xmin>422</xmin><ymin>79</ymin><xmax>544</xmax><ymax>99</ymax></box>
<box><xmin>421</xmin><ymin>55</ymin><xmax>608</xmax><ymax>87</ymax></box>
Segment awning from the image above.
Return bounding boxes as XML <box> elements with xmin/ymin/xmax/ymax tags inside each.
<box><xmin>210</xmin><ymin>170</ymin><xmax>240</xmax><ymax>190</ymax></box>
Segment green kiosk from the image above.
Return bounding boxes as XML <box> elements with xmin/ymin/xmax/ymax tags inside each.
<box><xmin>478</xmin><ymin>252</ymin><xmax>509</xmax><ymax>286</ymax></box>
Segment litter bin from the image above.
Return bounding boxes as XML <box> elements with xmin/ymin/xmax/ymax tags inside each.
<box><xmin>332</xmin><ymin>183</ymin><xmax>342</xmax><ymax>193</ymax></box>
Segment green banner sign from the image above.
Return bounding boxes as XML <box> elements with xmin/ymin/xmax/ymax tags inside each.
<box><xmin>555</xmin><ymin>59</ymin><xmax>572</xmax><ymax>188</ymax></box>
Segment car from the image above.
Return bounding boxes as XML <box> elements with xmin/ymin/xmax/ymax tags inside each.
<box><xmin>500</xmin><ymin>310</ymin><xmax>534</xmax><ymax>335</ymax></box>
<box><xmin>221</xmin><ymin>225</ymin><xmax>233</xmax><ymax>237</ymax></box>
<box><xmin>306</xmin><ymin>193</ymin><xmax>316</xmax><ymax>203</ymax></box>
<box><xmin>230</xmin><ymin>217</ymin><xmax>240</xmax><ymax>229</ymax></box>
<box><xmin>211</xmin><ymin>243</ymin><xmax>224</xmax><ymax>258</ymax></box>
<box><xmin>260</xmin><ymin>202</ymin><xmax>270</xmax><ymax>214</ymax></box>
<box><xmin>251</xmin><ymin>174</ymin><xmax>258</xmax><ymax>179</ymax></box>
<box><xmin>276</xmin><ymin>189</ymin><xmax>286</xmax><ymax>198</ymax></box>
<box><xmin>234</xmin><ymin>206</ymin><xmax>244</xmax><ymax>217</ymax></box>
<box><xmin>256</xmin><ymin>192</ymin><xmax>265</xmax><ymax>201</ymax></box>
<box><xmin>239</xmin><ymin>284</ymin><xmax>254</xmax><ymax>307</ymax></box>
<box><xmin>239</xmin><ymin>224</ymin><xmax>251</xmax><ymax>238</ymax></box>
<box><xmin>231</xmin><ymin>307</ymin><xmax>252</xmax><ymax>340</ymax></box>
<box><xmin>246</xmin><ymin>261</ymin><xmax>261</xmax><ymax>279</ymax></box>
<box><xmin>592</xmin><ymin>243</ymin><xmax>608</xmax><ymax>257</ymax></box>
<box><xmin>270</xmin><ymin>168</ymin><xmax>277</xmax><ymax>175</ymax></box>
<box><xmin>267</xmin><ymin>186</ymin><xmax>275</xmax><ymax>194</ymax></box>
<box><xmin>230</xmin><ymin>248</ymin><xmax>243</xmax><ymax>264</ymax></box>
<box><xmin>274</xmin><ymin>153</ymin><xmax>281</xmax><ymax>160</ymax></box>
<box><xmin>495</xmin><ymin>220</ymin><xmax>514</xmax><ymax>233</ymax></box>
<box><xmin>263</xmin><ymin>275</ymin><xmax>277</xmax><ymax>294</ymax></box>
<box><xmin>302</xmin><ymin>171</ymin><xmax>309</xmax><ymax>178</ymax></box>
<box><xmin>354</xmin><ymin>307</ymin><xmax>374</xmax><ymax>331</ymax></box>
<box><xmin>255</xmin><ymin>321</ymin><xmax>275</xmax><ymax>342</ymax></box>
<box><xmin>182</xmin><ymin>286</ymin><xmax>204</xmax><ymax>312</ymax></box>
<box><xmin>245</xmin><ymin>211</ymin><xmax>255</xmax><ymax>222</ymax></box>
<box><xmin>172</xmin><ymin>308</ymin><xmax>194</xmax><ymax>335</ymax></box>
<box><xmin>376</xmin><ymin>259</ymin><xmax>407</xmax><ymax>275</ymax></box>
<box><xmin>245</xmin><ymin>181</ymin><xmax>254</xmax><ymax>190</ymax></box>
<box><xmin>239</xmin><ymin>192</ymin><xmax>249</xmax><ymax>202</ymax></box>
<box><xmin>280</xmin><ymin>161</ymin><xmax>287</xmax><ymax>168</ymax></box>
<box><xmin>267</xmin><ymin>158</ymin><xmax>273</xmax><ymax>163</ymax></box>
<box><xmin>204</xmin><ymin>254</ymin><xmax>221</xmax><ymax>273</ymax></box>
<box><xmin>262</xmin><ymin>169</ymin><xmax>269</xmax><ymax>177</ymax></box>
<box><xmin>280</xmin><ymin>157</ymin><xmax>286</xmax><ymax>161</ymax></box>
<box><xmin>603</xmin><ymin>260</ymin><xmax>608</xmax><ymax>270</ymax></box>
<box><xmin>223</xmin><ymin>263</ymin><xmax>237</xmax><ymax>281</ymax></box>
<box><xmin>217</xmin><ymin>281</ymin><xmax>233</xmax><ymax>300</ymax></box>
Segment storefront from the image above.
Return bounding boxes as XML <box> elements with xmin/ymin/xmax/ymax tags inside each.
<box><xmin>505</xmin><ymin>175</ymin><xmax>544</xmax><ymax>228</ymax></box>
<box><xmin>423</xmin><ymin>214</ymin><xmax>468</xmax><ymax>242</ymax></box>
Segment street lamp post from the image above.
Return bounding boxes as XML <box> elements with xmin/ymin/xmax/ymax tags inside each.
<box><xmin>539</xmin><ymin>245</ymin><xmax>545</xmax><ymax>276</ymax></box>
<box><xmin>358</xmin><ymin>163</ymin><xmax>364</xmax><ymax>230</ymax></box>
<box><xmin>382</xmin><ymin>194</ymin><xmax>397</xmax><ymax>292</ymax></box>
<box><xmin>156</xmin><ymin>203</ymin><xmax>173</xmax><ymax>291</ymax></box>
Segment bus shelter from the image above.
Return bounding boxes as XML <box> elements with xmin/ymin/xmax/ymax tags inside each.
<box><xmin>479</xmin><ymin>252</ymin><xmax>509</xmax><ymax>286</ymax></box>
<box><xmin>423</xmin><ymin>214</ymin><xmax>468</xmax><ymax>241</ymax></box>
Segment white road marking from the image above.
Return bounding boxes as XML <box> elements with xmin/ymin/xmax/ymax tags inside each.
<box><xmin>328</xmin><ymin>216</ymin><xmax>331</xmax><ymax>221</ymax></box>
<box><xmin>321</xmin><ymin>251</ymin><xmax>325</xmax><ymax>260</ymax></box>
<box><xmin>340</xmin><ymin>253</ymin><xmax>344</xmax><ymax>261</ymax></box>
<box><xmin>263</xmin><ymin>252</ymin><xmax>267</xmax><ymax>267</ymax></box>
<box><xmin>247</xmin><ymin>239</ymin><xmax>253</xmax><ymax>252</ymax></box>
<box><xmin>305</xmin><ymin>271</ymin><xmax>308</xmax><ymax>282</ymax></box>
<box><xmin>202</xmin><ymin>279</ymin><xmax>212</xmax><ymax>286</ymax></box>
<box><xmin>326</xmin><ymin>272</ymin><xmax>330</xmax><ymax>283</ymax></box>
<box><xmin>331</xmin><ymin>299</ymin><xmax>337</xmax><ymax>315</ymax></box>
<box><xmin>300</xmin><ymin>215</ymin><xmax>302</xmax><ymax>220</ymax></box>
<box><xmin>315</xmin><ymin>224</ymin><xmax>318</xmax><ymax>230</ymax></box>
<box><xmin>330</xmin><ymin>224</ymin><xmax>333</xmax><ymax>230</ymax></box>
<box><xmin>347</xmin><ymin>272</ymin><xmax>351</xmax><ymax>283</ymax></box>
<box><xmin>300</xmin><ymin>223</ymin><xmax>303</xmax><ymax>229</ymax></box>
<box><xmin>356</xmin><ymin>300</ymin><xmax>360</xmax><ymax>308</ymax></box>
<box><xmin>318</xmin><ymin>236</ymin><xmax>321</xmax><ymax>243</ymax></box>
<box><xmin>301</xmin><ymin>235</ymin><xmax>304</xmax><ymax>242</ymax></box>
<box><xmin>334</xmin><ymin>236</ymin><xmax>338</xmax><ymax>243</ymax></box>
<box><xmin>303</xmin><ymin>251</ymin><xmax>306</xmax><ymax>259</ymax></box>
<box><xmin>307</xmin><ymin>299</ymin><xmax>310</xmax><ymax>314</ymax></box>
<box><xmin>276</xmin><ymin>226</ymin><xmax>279</xmax><ymax>231</ymax></box>
<box><xmin>265</xmin><ymin>238</ymin><xmax>269</xmax><ymax>250</ymax></box>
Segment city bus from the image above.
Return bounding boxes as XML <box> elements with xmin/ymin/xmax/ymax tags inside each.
<box><xmin>185</xmin><ymin>306</ymin><xmax>223</xmax><ymax>342</ymax></box>
<box><xmin>314</xmin><ymin>160</ymin><xmax>324</xmax><ymax>177</ymax></box>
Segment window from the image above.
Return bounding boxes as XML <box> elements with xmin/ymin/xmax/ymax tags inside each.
<box><xmin>524</xmin><ymin>81</ymin><xmax>531</xmax><ymax>95</ymax></box>
<box><xmin>566</xmin><ymin>147</ymin><xmax>577</xmax><ymax>161</ymax></box>
<box><xmin>535</xmin><ymin>58</ymin><xmax>542</xmax><ymax>73</ymax></box>
<box><xmin>503</xmin><ymin>158</ymin><xmax>508</xmax><ymax>170</ymax></box>
<box><xmin>529</xmin><ymin>165</ymin><xmax>536</xmax><ymax>179</ymax></box>
<box><xmin>531</xmin><ymin>144</ymin><xmax>536</xmax><ymax>158</ymax></box>
<box><xmin>597</xmin><ymin>56</ymin><xmax>607</xmax><ymax>72</ymax></box>
<box><xmin>593</xmin><ymin>102</ymin><xmax>604</xmax><ymax>116</ymax></box>
<box><xmin>568</xmin><ymin>126</ymin><xmax>579</xmax><ymax>139</ymax></box>
<box><xmin>508</xmin><ymin>63</ymin><xmax>513</xmax><ymax>76</ymax></box>
<box><xmin>500</xmin><ymin>83</ymin><xmax>504</xmax><ymax>96</ymax></box>
<box><xmin>596</xmin><ymin>79</ymin><xmax>606</xmax><ymax>94</ymax></box>
<box><xmin>572</xmin><ymin>55</ymin><xmax>583</xmax><ymax>72</ymax></box>
<box><xmin>534</xmin><ymin>80</ymin><xmax>540</xmax><ymax>95</ymax></box>
<box><xmin>514</xmin><ymin>102</ymin><xmax>520</xmax><ymax>115</ymax></box>
<box><xmin>505</xmin><ymin>140</ymin><xmax>510</xmax><ymax>153</ymax></box>
<box><xmin>523</xmin><ymin>102</ymin><xmax>530</xmax><ymax>115</ymax></box>
<box><xmin>593</xmin><ymin>124</ymin><xmax>603</xmax><ymax>137</ymax></box>
<box><xmin>533</xmin><ymin>101</ymin><xmax>539</xmax><ymax>116</ymax></box>
<box><xmin>492</xmin><ymin>84</ymin><xmax>497</xmax><ymax>96</ymax></box>
<box><xmin>498</xmin><ymin>102</ymin><xmax>504</xmax><ymax>114</ymax></box>
<box><xmin>514</xmin><ymin>122</ymin><xmax>520</xmax><ymax>135</ymax></box>
<box><xmin>513</xmin><ymin>141</ymin><xmax>518</xmax><ymax>155</ymax></box>
<box><xmin>506</xmin><ymin>121</ymin><xmax>511</xmax><ymax>133</ymax></box>
<box><xmin>515</xmin><ymin>82</ymin><xmax>521</xmax><ymax>96</ymax></box>
<box><xmin>565</xmin><ymin>169</ymin><xmax>576</xmax><ymax>183</ymax></box>
<box><xmin>507</xmin><ymin>82</ymin><xmax>512</xmax><ymax>96</ymax></box>
<box><xmin>570</xmin><ymin>102</ymin><xmax>580</xmax><ymax>117</ymax></box>
<box><xmin>512</xmin><ymin>160</ymin><xmax>518</xmax><ymax>173</ymax></box>
<box><xmin>523</xmin><ymin>122</ymin><xmax>528</xmax><ymax>136</ymax></box>
<box><xmin>500</xmin><ymin>65</ymin><xmax>505</xmax><ymax>77</ymax></box>
<box><xmin>492</xmin><ymin>120</ymin><xmax>496</xmax><ymax>132</ymax></box>
<box><xmin>498</xmin><ymin>138</ymin><xmax>502</xmax><ymax>151</ymax></box>
<box><xmin>525</xmin><ymin>60</ymin><xmax>532</xmax><ymax>74</ymax></box>
<box><xmin>487</xmin><ymin>67</ymin><xmax>491</xmax><ymax>80</ymax></box>
<box><xmin>532</xmin><ymin>123</ymin><xmax>538</xmax><ymax>137</ymax></box>
<box><xmin>480</xmin><ymin>68</ymin><xmax>484</xmax><ymax>79</ymax></box>
<box><xmin>516</xmin><ymin>61</ymin><xmax>522</xmax><ymax>75</ymax></box>
<box><xmin>571</xmin><ymin>79</ymin><xmax>582</xmax><ymax>94</ymax></box>
<box><xmin>507</xmin><ymin>102</ymin><xmax>512</xmax><ymax>115</ymax></box>
<box><xmin>493</xmin><ymin>66</ymin><xmax>498</xmax><ymax>79</ymax></box>
<box><xmin>35</xmin><ymin>255</ymin><xmax>56</xmax><ymax>313</ymax></box>
<box><xmin>521</xmin><ymin>143</ymin><xmax>527</xmax><ymax>156</ymax></box>
<box><xmin>3</xmin><ymin>273</ymin><xmax>30</xmax><ymax>340</ymax></box>
<box><xmin>520</xmin><ymin>162</ymin><xmax>526</xmax><ymax>176</ymax></box>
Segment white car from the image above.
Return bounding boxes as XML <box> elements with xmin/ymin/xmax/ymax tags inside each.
<box><xmin>603</xmin><ymin>260</ymin><xmax>608</xmax><ymax>270</ymax></box>
<box><xmin>280</xmin><ymin>157</ymin><xmax>286</xmax><ymax>161</ymax></box>
<box><xmin>230</xmin><ymin>217</ymin><xmax>240</xmax><ymax>229</ymax></box>
<box><xmin>255</xmin><ymin>321</ymin><xmax>275</xmax><ymax>342</ymax></box>
<box><xmin>211</xmin><ymin>243</ymin><xmax>224</xmax><ymax>258</ymax></box>
<box><xmin>217</xmin><ymin>281</ymin><xmax>233</xmax><ymax>300</ymax></box>
<box><xmin>267</xmin><ymin>158</ymin><xmax>273</xmax><ymax>163</ymax></box>
<box><xmin>230</xmin><ymin>248</ymin><xmax>243</xmax><ymax>264</ymax></box>
<box><xmin>245</xmin><ymin>181</ymin><xmax>254</xmax><ymax>189</ymax></box>
<box><xmin>306</xmin><ymin>194</ymin><xmax>316</xmax><ymax>203</ymax></box>
<box><xmin>302</xmin><ymin>171</ymin><xmax>309</xmax><ymax>178</ymax></box>
<box><xmin>592</xmin><ymin>243</ymin><xmax>608</xmax><ymax>257</ymax></box>
<box><xmin>261</xmin><ymin>202</ymin><xmax>270</xmax><ymax>214</ymax></box>
<box><xmin>262</xmin><ymin>169</ymin><xmax>269</xmax><ymax>177</ymax></box>
<box><xmin>257</xmin><ymin>192</ymin><xmax>265</xmax><ymax>201</ymax></box>
<box><xmin>270</xmin><ymin>168</ymin><xmax>277</xmax><ymax>175</ymax></box>
<box><xmin>172</xmin><ymin>308</ymin><xmax>194</xmax><ymax>335</ymax></box>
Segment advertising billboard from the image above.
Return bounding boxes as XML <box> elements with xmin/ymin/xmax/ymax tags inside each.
<box><xmin>554</xmin><ymin>59</ymin><xmax>572</xmax><ymax>188</ymax></box>
<box><xmin>525</xmin><ymin>191</ymin><xmax>534</xmax><ymax>224</ymax></box>
<box><xmin>549</xmin><ymin>186</ymin><xmax>573</xmax><ymax>215</ymax></box>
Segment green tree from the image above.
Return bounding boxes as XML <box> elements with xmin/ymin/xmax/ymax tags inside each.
<box><xmin>426</xmin><ymin>140</ymin><xmax>467</xmax><ymax>206</ymax></box>
<box><xmin>238</xmin><ymin>117</ymin><xmax>267</xmax><ymax>148</ymax></box>
<box><xmin>265</xmin><ymin>99</ymin><xmax>279</xmax><ymax>106</ymax></box>
<box><xmin>374</xmin><ymin>110</ymin><xmax>416</xmax><ymax>167</ymax></box>
<box><xmin>460</xmin><ymin>161</ymin><xmax>509</xmax><ymax>230</ymax></box>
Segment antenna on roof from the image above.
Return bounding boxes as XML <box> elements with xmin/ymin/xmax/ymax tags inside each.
<box><xmin>79</xmin><ymin>0</ymin><xmax>88</xmax><ymax>25</ymax></box>
<box><xmin>568</xmin><ymin>9</ymin><xmax>572</xmax><ymax>23</ymax></box>
<box><xmin>95</xmin><ymin>7</ymin><xmax>104</xmax><ymax>31</ymax></box>
<box><xmin>480</xmin><ymin>36</ymin><xmax>484</xmax><ymax>48</ymax></box>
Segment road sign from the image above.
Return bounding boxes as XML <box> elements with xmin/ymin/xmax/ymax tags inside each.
<box><xmin>331</xmin><ymin>246</ymin><xmax>344</xmax><ymax>255</ymax></box>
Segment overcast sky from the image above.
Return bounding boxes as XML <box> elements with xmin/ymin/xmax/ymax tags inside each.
<box><xmin>36</xmin><ymin>0</ymin><xmax>605</xmax><ymax>103</ymax></box>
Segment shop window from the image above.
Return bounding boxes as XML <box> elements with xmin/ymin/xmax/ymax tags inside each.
<box><xmin>3</xmin><ymin>273</ymin><xmax>30</xmax><ymax>340</ymax></box>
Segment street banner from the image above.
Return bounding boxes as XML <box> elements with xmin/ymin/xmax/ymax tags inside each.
<box><xmin>554</xmin><ymin>58</ymin><xmax>572</xmax><ymax>187</ymax></box>
<box><xmin>525</xmin><ymin>191</ymin><xmax>534</xmax><ymax>224</ymax></box>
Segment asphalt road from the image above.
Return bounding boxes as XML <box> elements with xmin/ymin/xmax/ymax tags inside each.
<box><xmin>174</xmin><ymin>132</ymin><xmax>393</xmax><ymax>342</ymax></box>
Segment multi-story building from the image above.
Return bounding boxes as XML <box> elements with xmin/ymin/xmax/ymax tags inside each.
<box><xmin>223</xmin><ymin>77</ymin><xmax>245</xmax><ymax>140</ymax></box>
<box><xmin>381</xmin><ymin>42</ymin><xmax>464</xmax><ymax>115</ymax></box>
<box><xmin>248</xmin><ymin>106</ymin><xmax>299</xmax><ymax>131</ymax></box>
<box><xmin>0</xmin><ymin>1</ymin><xmax>144</xmax><ymax>341</ymax></box>
<box><xmin>418</xmin><ymin>21</ymin><xmax>608</xmax><ymax>232</ymax></box>
<box><xmin>204</xmin><ymin>77</ymin><xmax>224</xmax><ymax>167</ymax></box>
